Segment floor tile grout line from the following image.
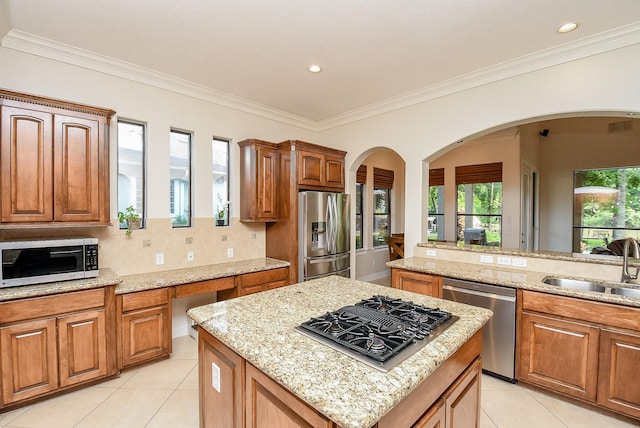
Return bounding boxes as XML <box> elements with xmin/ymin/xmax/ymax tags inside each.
<box><xmin>72</xmin><ymin>386</ymin><xmax>121</xmax><ymax>428</ymax></box>
<box><xmin>523</xmin><ymin>386</ymin><xmax>569</xmax><ymax>428</ymax></box>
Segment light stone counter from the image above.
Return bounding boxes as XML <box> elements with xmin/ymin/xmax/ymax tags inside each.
<box><xmin>0</xmin><ymin>268</ymin><xmax>120</xmax><ymax>302</ymax></box>
<box><xmin>387</xmin><ymin>257</ymin><xmax>640</xmax><ymax>308</ymax></box>
<box><xmin>116</xmin><ymin>257</ymin><xmax>289</xmax><ymax>294</ymax></box>
<box><xmin>187</xmin><ymin>275</ymin><xmax>492</xmax><ymax>428</ymax></box>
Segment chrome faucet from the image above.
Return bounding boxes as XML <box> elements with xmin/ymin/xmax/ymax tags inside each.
<box><xmin>621</xmin><ymin>238</ymin><xmax>640</xmax><ymax>283</ymax></box>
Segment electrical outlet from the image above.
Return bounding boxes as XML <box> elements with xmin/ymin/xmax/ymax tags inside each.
<box><xmin>480</xmin><ymin>255</ymin><xmax>494</xmax><ymax>264</ymax></box>
<box><xmin>155</xmin><ymin>253</ymin><xmax>164</xmax><ymax>265</ymax></box>
<box><xmin>512</xmin><ymin>258</ymin><xmax>527</xmax><ymax>267</ymax></box>
<box><xmin>426</xmin><ymin>249</ymin><xmax>437</xmax><ymax>257</ymax></box>
<box><xmin>227</xmin><ymin>248</ymin><xmax>234</xmax><ymax>258</ymax></box>
<box><xmin>187</xmin><ymin>251</ymin><xmax>194</xmax><ymax>262</ymax></box>
<box><xmin>251</xmin><ymin>233</ymin><xmax>257</xmax><ymax>240</ymax></box>
<box><xmin>497</xmin><ymin>256</ymin><xmax>511</xmax><ymax>266</ymax></box>
<box><xmin>211</xmin><ymin>362</ymin><xmax>221</xmax><ymax>393</ymax></box>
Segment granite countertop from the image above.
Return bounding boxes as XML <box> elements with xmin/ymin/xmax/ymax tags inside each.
<box><xmin>187</xmin><ymin>276</ymin><xmax>492</xmax><ymax>428</ymax></box>
<box><xmin>116</xmin><ymin>257</ymin><xmax>289</xmax><ymax>294</ymax></box>
<box><xmin>0</xmin><ymin>268</ymin><xmax>121</xmax><ymax>302</ymax></box>
<box><xmin>387</xmin><ymin>257</ymin><xmax>640</xmax><ymax>308</ymax></box>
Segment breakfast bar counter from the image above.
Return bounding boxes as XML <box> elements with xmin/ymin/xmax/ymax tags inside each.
<box><xmin>188</xmin><ymin>275</ymin><xmax>492</xmax><ymax>428</ymax></box>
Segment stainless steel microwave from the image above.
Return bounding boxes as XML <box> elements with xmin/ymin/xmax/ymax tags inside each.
<box><xmin>0</xmin><ymin>238</ymin><xmax>99</xmax><ymax>288</ymax></box>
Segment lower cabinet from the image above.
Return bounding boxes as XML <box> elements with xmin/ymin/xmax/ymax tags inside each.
<box><xmin>391</xmin><ymin>268</ymin><xmax>443</xmax><ymax>298</ymax></box>
<box><xmin>218</xmin><ymin>267</ymin><xmax>289</xmax><ymax>301</ymax></box>
<box><xmin>118</xmin><ymin>288</ymin><xmax>171</xmax><ymax>368</ymax></box>
<box><xmin>518</xmin><ymin>290</ymin><xmax>640</xmax><ymax>421</ymax></box>
<box><xmin>0</xmin><ymin>286</ymin><xmax>117</xmax><ymax>408</ymax></box>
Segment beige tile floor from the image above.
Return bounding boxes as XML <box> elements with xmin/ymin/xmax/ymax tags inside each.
<box><xmin>0</xmin><ymin>334</ymin><xmax>637</xmax><ymax>427</ymax></box>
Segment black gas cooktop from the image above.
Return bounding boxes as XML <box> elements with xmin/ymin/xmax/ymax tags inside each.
<box><xmin>295</xmin><ymin>295</ymin><xmax>458</xmax><ymax>372</ymax></box>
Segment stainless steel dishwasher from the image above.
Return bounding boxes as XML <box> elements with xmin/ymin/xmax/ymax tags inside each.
<box><xmin>442</xmin><ymin>277</ymin><xmax>516</xmax><ymax>382</ymax></box>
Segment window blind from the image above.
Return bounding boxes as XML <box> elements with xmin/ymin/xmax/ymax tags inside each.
<box><xmin>356</xmin><ymin>164</ymin><xmax>367</xmax><ymax>184</ymax></box>
<box><xmin>455</xmin><ymin>162</ymin><xmax>502</xmax><ymax>185</ymax></box>
<box><xmin>429</xmin><ymin>168</ymin><xmax>444</xmax><ymax>186</ymax></box>
<box><xmin>374</xmin><ymin>167</ymin><xmax>394</xmax><ymax>188</ymax></box>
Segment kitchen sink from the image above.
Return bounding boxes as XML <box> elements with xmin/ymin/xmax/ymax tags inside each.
<box><xmin>541</xmin><ymin>276</ymin><xmax>606</xmax><ymax>293</ymax></box>
<box><xmin>610</xmin><ymin>286</ymin><xmax>640</xmax><ymax>298</ymax></box>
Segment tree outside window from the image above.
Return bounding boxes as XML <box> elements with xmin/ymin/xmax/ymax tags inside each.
<box><xmin>373</xmin><ymin>188</ymin><xmax>390</xmax><ymax>247</ymax></box>
<box><xmin>356</xmin><ymin>183</ymin><xmax>364</xmax><ymax>249</ymax></box>
<box><xmin>573</xmin><ymin>167</ymin><xmax>640</xmax><ymax>253</ymax></box>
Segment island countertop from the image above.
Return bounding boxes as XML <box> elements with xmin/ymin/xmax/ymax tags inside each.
<box><xmin>187</xmin><ymin>275</ymin><xmax>492</xmax><ymax>428</ymax></box>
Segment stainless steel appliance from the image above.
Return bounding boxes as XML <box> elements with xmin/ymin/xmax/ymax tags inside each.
<box><xmin>295</xmin><ymin>295</ymin><xmax>457</xmax><ymax>372</ymax></box>
<box><xmin>442</xmin><ymin>278</ymin><xmax>516</xmax><ymax>382</ymax></box>
<box><xmin>0</xmin><ymin>237</ymin><xmax>99</xmax><ymax>288</ymax></box>
<box><xmin>298</xmin><ymin>191</ymin><xmax>350</xmax><ymax>281</ymax></box>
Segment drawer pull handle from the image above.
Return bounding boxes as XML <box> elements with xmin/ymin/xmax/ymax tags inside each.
<box><xmin>71</xmin><ymin>321</ymin><xmax>94</xmax><ymax>328</ymax></box>
<box><xmin>16</xmin><ymin>331</ymin><xmax>43</xmax><ymax>339</ymax></box>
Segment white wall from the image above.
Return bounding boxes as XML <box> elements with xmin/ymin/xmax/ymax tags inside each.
<box><xmin>322</xmin><ymin>44</ymin><xmax>640</xmax><ymax>257</ymax></box>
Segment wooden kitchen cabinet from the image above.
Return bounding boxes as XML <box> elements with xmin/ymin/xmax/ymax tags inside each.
<box><xmin>0</xmin><ymin>89</ymin><xmax>114</xmax><ymax>226</ymax></box>
<box><xmin>391</xmin><ymin>268</ymin><xmax>443</xmax><ymax>298</ymax></box>
<box><xmin>118</xmin><ymin>288</ymin><xmax>172</xmax><ymax>368</ymax></box>
<box><xmin>217</xmin><ymin>267</ymin><xmax>289</xmax><ymax>301</ymax></box>
<box><xmin>443</xmin><ymin>358</ymin><xmax>482</xmax><ymax>427</ymax></box>
<box><xmin>297</xmin><ymin>148</ymin><xmax>345</xmax><ymax>190</ymax></box>
<box><xmin>517</xmin><ymin>289</ymin><xmax>640</xmax><ymax>421</ymax></box>
<box><xmin>0</xmin><ymin>286</ymin><xmax>117</xmax><ymax>408</ymax></box>
<box><xmin>238</xmin><ymin>139</ymin><xmax>279</xmax><ymax>222</ymax></box>
<box><xmin>245</xmin><ymin>362</ymin><xmax>333</xmax><ymax>428</ymax></box>
<box><xmin>597</xmin><ymin>328</ymin><xmax>640</xmax><ymax>419</ymax></box>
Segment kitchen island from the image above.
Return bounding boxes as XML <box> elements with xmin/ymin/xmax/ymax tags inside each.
<box><xmin>187</xmin><ymin>276</ymin><xmax>492</xmax><ymax>428</ymax></box>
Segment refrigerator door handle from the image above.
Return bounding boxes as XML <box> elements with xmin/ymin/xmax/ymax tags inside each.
<box><xmin>326</xmin><ymin>194</ymin><xmax>338</xmax><ymax>253</ymax></box>
<box><xmin>308</xmin><ymin>253</ymin><xmax>350</xmax><ymax>264</ymax></box>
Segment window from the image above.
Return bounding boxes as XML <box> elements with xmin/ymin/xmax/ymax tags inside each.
<box><xmin>170</xmin><ymin>130</ymin><xmax>192</xmax><ymax>227</ymax></box>
<box><xmin>213</xmin><ymin>137</ymin><xmax>230</xmax><ymax>226</ymax></box>
<box><xmin>573</xmin><ymin>167</ymin><xmax>640</xmax><ymax>253</ymax></box>
<box><xmin>373</xmin><ymin>167</ymin><xmax>394</xmax><ymax>247</ymax></box>
<box><xmin>455</xmin><ymin>163</ymin><xmax>502</xmax><ymax>245</ymax></box>
<box><xmin>355</xmin><ymin>164</ymin><xmax>367</xmax><ymax>249</ymax></box>
<box><xmin>428</xmin><ymin>168</ymin><xmax>444</xmax><ymax>241</ymax></box>
<box><xmin>117</xmin><ymin>120</ymin><xmax>145</xmax><ymax>228</ymax></box>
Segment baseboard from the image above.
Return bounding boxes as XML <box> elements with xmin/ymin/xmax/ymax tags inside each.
<box><xmin>357</xmin><ymin>268</ymin><xmax>390</xmax><ymax>283</ymax></box>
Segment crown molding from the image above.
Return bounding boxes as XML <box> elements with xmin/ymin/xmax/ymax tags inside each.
<box><xmin>3</xmin><ymin>23</ymin><xmax>640</xmax><ymax>133</ymax></box>
<box><xmin>1</xmin><ymin>30</ymin><xmax>319</xmax><ymax>131</ymax></box>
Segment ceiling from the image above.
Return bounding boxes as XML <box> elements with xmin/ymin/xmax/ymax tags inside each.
<box><xmin>2</xmin><ymin>0</ymin><xmax>640</xmax><ymax>128</ymax></box>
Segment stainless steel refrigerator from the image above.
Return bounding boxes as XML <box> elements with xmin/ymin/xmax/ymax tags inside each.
<box><xmin>298</xmin><ymin>191</ymin><xmax>350</xmax><ymax>282</ymax></box>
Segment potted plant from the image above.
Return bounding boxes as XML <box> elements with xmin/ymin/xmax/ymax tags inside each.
<box><xmin>118</xmin><ymin>205</ymin><xmax>141</xmax><ymax>236</ymax></box>
<box><xmin>216</xmin><ymin>207</ymin><xmax>226</xmax><ymax>226</ymax></box>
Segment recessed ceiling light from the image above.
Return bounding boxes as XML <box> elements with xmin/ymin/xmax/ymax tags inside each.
<box><xmin>558</xmin><ymin>22</ymin><xmax>578</xmax><ymax>33</ymax></box>
<box><xmin>308</xmin><ymin>65</ymin><xmax>322</xmax><ymax>73</ymax></box>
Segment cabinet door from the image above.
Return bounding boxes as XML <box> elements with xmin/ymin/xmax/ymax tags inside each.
<box><xmin>53</xmin><ymin>114</ymin><xmax>101</xmax><ymax>222</ymax></box>
<box><xmin>597</xmin><ymin>328</ymin><xmax>640</xmax><ymax>419</ymax></box>
<box><xmin>298</xmin><ymin>150</ymin><xmax>324</xmax><ymax>187</ymax></box>
<box><xmin>199</xmin><ymin>331</ymin><xmax>244</xmax><ymax>428</ymax></box>
<box><xmin>519</xmin><ymin>311</ymin><xmax>599</xmax><ymax>401</ymax></box>
<box><xmin>245</xmin><ymin>362</ymin><xmax>332</xmax><ymax>428</ymax></box>
<box><xmin>413</xmin><ymin>399</ymin><xmax>445</xmax><ymax>428</ymax></box>
<box><xmin>58</xmin><ymin>309</ymin><xmax>107</xmax><ymax>387</ymax></box>
<box><xmin>392</xmin><ymin>269</ymin><xmax>443</xmax><ymax>298</ymax></box>
<box><xmin>0</xmin><ymin>319</ymin><xmax>58</xmax><ymax>404</ymax></box>
<box><xmin>444</xmin><ymin>358</ymin><xmax>481</xmax><ymax>428</ymax></box>
<box><xmin>324</xmin><ymin>154</ymin><xmax>344</xmax><ymax>189</ymax></box>
<box><xmin>0</xmin><ymin>106</ymin><xmax>54</xmax><ymax>222</ymax></box>
<box><xmin>256</xmin><ymin>146</ymin><xmax>278</xmax><ymax>221</ymax></box>
<box><xmin>121</xmin><ymin>306</ymin><xmax>170</xmax><ymax>367</ymax></box>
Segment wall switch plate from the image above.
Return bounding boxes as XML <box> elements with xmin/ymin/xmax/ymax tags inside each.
<box><xmin>155</xmin><ymin>253</ymin><xmax>164</xmax><ymax>265</ymax></box>
<box><xmin>497</xmin><ymin>256</ymin><xmax>511</xmax><ymax>266</ymax></box>
<box><xmin>480</xmin><ymin>255</ymin><xmax>494</xmax><ymax>264</ymax></box>
<box><xmin>426</xmin><ymin>249</ymin><xmax>437</xmax><ymax>257</ymax></box>
<box><xmin>512</xmin><ymin>258</ymin><xmax>527</xmax><ymax>267</ymax></box>
<box><xmin>227</xmin><ymin>248</ymin><xmax>234</xmax><ymax>258</ymax></box>
<box><xmin>187</xmin><ymin>251</ymin><xmax>194</xmax><ymax>262</ymax></box>
<box><xmin>211</xmin><ymin>362</ymin><xmax>221</xmax><ymax>393</ymax></box>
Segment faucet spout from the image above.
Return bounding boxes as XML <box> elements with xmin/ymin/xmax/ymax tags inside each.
<box><xmin>621</xmin><ymin>238</ymin><xmax>640</xmax><ymax>283</ymax></box>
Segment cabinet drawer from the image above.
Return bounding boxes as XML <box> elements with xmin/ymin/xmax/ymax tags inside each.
<box><xmin>121</xmin><ymin>288</ymin><xmax>169</xmax><ymax>312</ymax></box>
<box><xmin>521</xmin><ymin>290</ymin><xmax>640</xmax><ymax>331</ymax></box>
<box><xmin>238</xmin><ymin>268</ymin><xmax>288</xmax><ymax>289</ymax></box>
<box><xmin>0</xmin><ymin>288</ymin><xmax>105</xmax><ymax>324</ymax></box>
<box><xmin>175</xmin><ymin>277</ymin><xmax>235</xmax><ymax>298</ymax></box>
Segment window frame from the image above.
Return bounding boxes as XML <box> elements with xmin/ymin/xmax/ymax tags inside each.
<box><xmin>169</xmin><ymin>128</ymin><xmax>193</xmax><ymax>228</ymax></box>
<box><xmin>372</xmin><ymin>187</ymin><xmax>391</xmax><ymax>248</ymax></box>
<box><xmin>117</xmin><ymin>119</ymin><xmax>146</xmax><ymax>229</ymax></box>
<box><xmin>355</xmin><ymin>183</ymin><xmax>364</xmax><ymax>249</ymax></box>
<box><xmin>213</xmin><ymin>136</ymin><xmax>231</xmax><ymax>227</ymax></box>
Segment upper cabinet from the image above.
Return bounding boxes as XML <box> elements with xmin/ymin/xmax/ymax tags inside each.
<box><xmin>238</xmin><ymin>139</ymin><xmax>279</xmax><ymax>222</ymax></box>
<box><xmin>0</xmin><ymin>90</ymin><xmax>115</xmax><ymax>226</ymax></box>
<box><xmin>295</xmin><ymin>143</ymin><xmax>345</xmax><ymax>191</ymax></box>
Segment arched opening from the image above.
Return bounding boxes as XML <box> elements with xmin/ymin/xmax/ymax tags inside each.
<box><xmin>349</xmin><ymin>147</ymin><xmax>405</xmax><ymax>285</ymax></box>
<box><xmin>425</xmin><ymin>113</ymin><xmax>640</xmax><ymax>255</ymax></box>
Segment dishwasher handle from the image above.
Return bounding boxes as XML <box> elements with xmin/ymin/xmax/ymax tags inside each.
<box><xmin>443</xmin><ymin>284</ymin><xmax>516</xmax><ymax>303</ymax></box>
